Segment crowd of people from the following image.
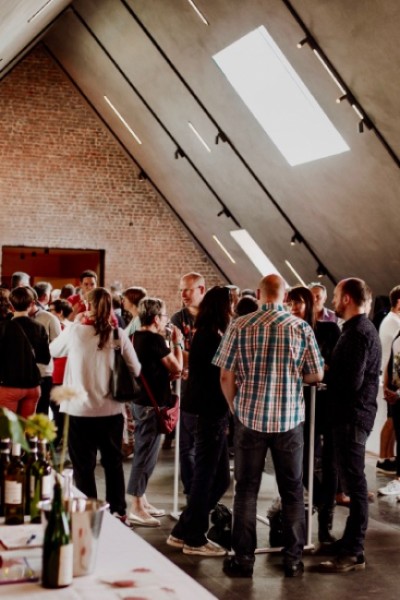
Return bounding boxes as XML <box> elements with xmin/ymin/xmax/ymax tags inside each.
<box><xmin>0</xmin><ymin>268</ymin><xmax>398</xmax><ymax>579</ymax></box>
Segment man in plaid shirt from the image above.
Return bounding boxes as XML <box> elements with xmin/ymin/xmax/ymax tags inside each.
<box><xmin>213</xmin><ymin>274</ymin><xmax>324</xmax><ymax>578</ymax></box>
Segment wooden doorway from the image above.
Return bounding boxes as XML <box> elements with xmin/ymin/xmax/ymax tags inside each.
<box><xmin>1</xmin><ymin>246</ymin><xmax>104</xmax><ymax>290</ymax></box>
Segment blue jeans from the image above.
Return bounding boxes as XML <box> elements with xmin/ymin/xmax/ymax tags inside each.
<box><xmin>333</xmin><ymin>422</ymin><xmax>369</xmax><ymax>556</ymax></box>
<box><xmin>232</xmin><ymin>417</ymin><xmax>305</xmax><ymax>567</ymax></box>
<box><xmin>179</xmin><ymin>411</ymin><xmax>197</xmax><ymax>496</ymax></box>
<box><xmin>172</xmin><ymin>415</ymin><xmax>230</xmax><ymax>546</ymax></box>
<box><xmin>127</xmin><ymin>404</ymin><xmax>161</xmax><ymax>497</ymax></box>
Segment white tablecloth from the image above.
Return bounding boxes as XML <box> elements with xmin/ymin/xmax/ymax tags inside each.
<box><xmin>0</xmin><ymin>512</ymin><xmax>217</xmax><ymax>599</ymax></box>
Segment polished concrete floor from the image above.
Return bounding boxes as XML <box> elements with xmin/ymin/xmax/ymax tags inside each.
<box><xmin>95</xmin><ymin>443</ymin><xmax>400</xmax><ymax>600</ymax></box>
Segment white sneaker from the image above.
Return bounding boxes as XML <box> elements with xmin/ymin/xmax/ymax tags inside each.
<box><xmin>377</xmin><ymin>479</ymin><xmax>400</xmax><ymax>495</ymax></box>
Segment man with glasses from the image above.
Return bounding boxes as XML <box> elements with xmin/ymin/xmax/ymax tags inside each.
<box><xmin>171</xmin><ymin>272</ymin><xmax>206</xmax><ymax>498</ymax></box>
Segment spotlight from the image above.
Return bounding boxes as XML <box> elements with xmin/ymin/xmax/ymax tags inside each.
<box><xmin>174</xmin><ymin>148</ymin><xmax>185</xmax><ymax>159</ymax></box>
<box><xmin>358</xmin><ymin>120</ymin><xmax>364</xmax><ymax>134</ymax></box>
<box><xmin>217</xmin><ymin>207</ymin><xmax>232</xmax><ymax>219</ymax></box>
<box><xmin>138</xmin><ymin>170</ymin><xmax>147</xmax><ymax>181</ymax></box>
<box><xmin>215</xmin><ymin>131</ymin><xmax>228</xmax><ymax>145</ymax></box>
<box><xmin>290</xmin><ymin>232</ymin><xmax>303</xmax><ymax>246</ymax></box>
<box><xmin>336</xmin><ymin>94</ymin><xmax>348</xmax><ymax>104</ymax></box>
<box><xmin>316</xmin><ymin>264</ymin><xmax>327</xmax><ymax>278</ymax></box>
<box><xmin>297</xmin><ymin>37</ymin><xmax>309</xmax><ymax>49</ymax></box>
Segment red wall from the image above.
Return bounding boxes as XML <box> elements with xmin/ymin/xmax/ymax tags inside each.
<box><xmin>0</xmin><ymin>46</ymin><xmax>224</xmax><ymax>311</ymax></box>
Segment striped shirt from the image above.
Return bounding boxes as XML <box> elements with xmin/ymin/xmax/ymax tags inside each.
<box><xmin>213</xmin><ymin>303</ymin><xmax>324</xmax><ymax>433</ymax></box>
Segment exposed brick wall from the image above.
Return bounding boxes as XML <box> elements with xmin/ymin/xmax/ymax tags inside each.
<box><xmin>0</xmin><ymin>46</ymin><xmax>225</xmax><ymax>311</ymax></box>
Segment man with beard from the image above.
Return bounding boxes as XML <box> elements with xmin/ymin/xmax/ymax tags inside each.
<box><xmin>320</xmin><ymin>278</ymin><xmax>381</xmax><ymax>573</ymax></box>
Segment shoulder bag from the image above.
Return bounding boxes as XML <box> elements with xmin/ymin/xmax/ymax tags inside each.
<box><xmin>139</xmin><ymin>373</ymin><xmax>180</xmax><ymax>434</ymax></box>
<box><xmin>110</xmin><ymin>328</ymin><xmax>141</xmax><ymax>402</ymax></box>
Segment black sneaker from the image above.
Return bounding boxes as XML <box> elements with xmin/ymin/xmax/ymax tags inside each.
<box><xmin>376</xmin><ymin>459</ymin><xmax>396</xmax><ymax>475</ymax></box>
<box><xmin>223</xmin><ymin>557</ymin><xmax>253</xmax><ymax>578</ymax></box>
<box><xmin>320</xmin><ymin>553</ymin><xmax>366</xmax><ymax>573</ymax></box>
<box><xmin>284</xmin><ymin>561</ymin><xmax>304</xmax><ymax>578</ymax></box>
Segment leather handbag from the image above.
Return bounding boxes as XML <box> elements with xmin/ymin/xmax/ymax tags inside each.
<box><xmin>139</xmin><ymin>373</ymin><xmax>180</xmax><ymax>434</ymax></box>
<box><xmin>110</xmin><ymin>328</ymin><xmax>141</xmax><ymax>402</ymax></box>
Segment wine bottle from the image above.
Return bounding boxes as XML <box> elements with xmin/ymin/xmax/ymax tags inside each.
<box><xmin>24</xmin><ymin>436</ymin><xmax>38</xmax><ymax>515</ymax></box>
<box><xmin>4</xmin><ymin>442</ymin><xmax>25</xmax><ymax>525</ymax></box>
<box><xmin>42</xmin><ymin>480</ymin><xmax>73</xmax><ymax>588</ymax></box>
<box><xmin>0</xmin><ymin>438</ymin><xmax>11</xmax><ymax>517</ymax></box>
<box><xmin>30</xmin><ymin>439</ymin><xmax>53</xmax><ymax>523</ymax></box>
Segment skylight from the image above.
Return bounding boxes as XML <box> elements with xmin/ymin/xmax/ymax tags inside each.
<box><xmin>213</xmin><ymin>26</ymin><xmax>350</xmax><ymax>166</ymax></box>
<box><xmin>230</xmin><ymin>229</ymin><xmax>287</xmax><ymax>284</ymax></box>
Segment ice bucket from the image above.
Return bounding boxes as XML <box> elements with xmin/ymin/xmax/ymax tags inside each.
<box><xmin>39</xmin><ymin>497</ymin><xmax>109</xmax><ymax>577</ymax></box>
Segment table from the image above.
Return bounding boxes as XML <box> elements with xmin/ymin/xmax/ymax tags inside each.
<box><xmin>0</xmin><ymin>512</ymin><xmax>217</xmax><ymax>599</ymax></box>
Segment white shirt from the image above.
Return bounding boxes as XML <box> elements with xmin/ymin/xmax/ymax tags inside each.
<box><xmin>379</xmin><ymin>311</ymin><xmax>400</xmax><ymax>373</ymax></box>
<box><xmin>50</xmin><ymin>323</ymin><xmax>141</xmax><ymax>417</ymax></box>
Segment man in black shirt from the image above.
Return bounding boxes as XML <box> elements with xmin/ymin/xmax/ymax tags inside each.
<box><xmin>171</xmin><ymin>272</ymin><xmax>206</xmax><ymax>497</ymax></box>
<box><xmin>321</xmin><ymin>278</ymin><xmax>381</xmax><ymax>573</ymax></box>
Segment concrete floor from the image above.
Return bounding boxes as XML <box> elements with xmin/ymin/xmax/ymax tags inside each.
<box><xmin>95</xmin><ymin>444</ymin><xmax>400</xmax><ymax>600</ymax></box>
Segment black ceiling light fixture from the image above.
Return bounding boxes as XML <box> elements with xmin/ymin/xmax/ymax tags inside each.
<box><xmin>316</xmin><ymin>264</ymin><xmax>327</xmax><ymax>279</ymax></box>
<box><xmin>290</xmin><ymin>232</ymin><xmax>303</xmax><ymax>246</ymax></box>
<box><xmin>217</xmin><ymin>207</ymin><xmax>232</xmax><ymax>219</ymax></box>
<box><xmin>174</xmin><ymin>147</ymin><xmax>185</xmax><ymax>159</ymax></box>
<box><xmin>138</xmin><ymin>170</ymin><xmax>147</xmax><ymax>181</ymax></box>
<box><xmin>215</xmin><ymin>131</ymin><xmax>228</xmax><ymax>145</ymax></box>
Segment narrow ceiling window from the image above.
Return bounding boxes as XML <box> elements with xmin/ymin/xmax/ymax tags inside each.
<box><xmin>213</xmin><ymin>26</ymin><xmax>350</xmax><ymax>166</ymax></box>
<box><xmin>230</xmin><ymin>229</ymin><xmax>287</xmax><ymax>284</ymax></box>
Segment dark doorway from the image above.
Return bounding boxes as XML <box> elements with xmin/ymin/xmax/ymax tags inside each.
<box><xmin>1</xmin><ymin>246</ymin><xmax>104</xmax><ymax>290</ymax></box>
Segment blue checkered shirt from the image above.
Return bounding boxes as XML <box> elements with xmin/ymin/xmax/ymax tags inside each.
<box><xmin>213</xmin><ymin>303</ymin><xmax>324</xmax><ymax>433</ymax></box>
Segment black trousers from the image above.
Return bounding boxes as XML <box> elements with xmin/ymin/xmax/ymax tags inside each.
<box><xmin>68</xmin><ymin>413</ymin><xmax>126</xmax><ymax>515</ymax></box>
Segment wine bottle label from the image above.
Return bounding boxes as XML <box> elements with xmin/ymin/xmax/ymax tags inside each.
<box><xmin>57</xmin><ymin>543</ymin><xmax>73</xmax><ymax>586</ymax></box>
<box><xmin>4</xmin><ymin>481</ymin><xmax>22</xmax><ymax>504</ymax></box>
<box><xmin>30</xmin><ymin>475</ymin><xmax>36</xmax><ymax>498</ymax></box>
<box><xmin>41</xmin><ymin>475</ymin><xmax>52</xmax><ymax>499</ymax></box>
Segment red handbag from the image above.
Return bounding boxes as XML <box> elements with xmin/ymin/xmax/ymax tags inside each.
<box><xmin>139</xmin><ymin>374</ymin><xmax>180</xmax><ymax>434</ymax></box>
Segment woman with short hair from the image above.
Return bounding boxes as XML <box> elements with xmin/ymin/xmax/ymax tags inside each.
<box><xmin>127</xmin><ymin>297</ymin><xmax>183</xmax><ymax>527</ymax></box>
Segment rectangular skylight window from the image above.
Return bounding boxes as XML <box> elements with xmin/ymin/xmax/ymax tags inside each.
<box><xmin>104</xmin><ymin>96</ymin><xmax>142</xmax><ymax>145</ymax></box>
<box><xmin>230</xmin><ymin>229</ymin><xmax>287</xmax><ymax>285</ymax></box>
<box><xmin>213</xmin><ymin>26</ymin><xmax>350</xmax><ymax>166</ymax></box>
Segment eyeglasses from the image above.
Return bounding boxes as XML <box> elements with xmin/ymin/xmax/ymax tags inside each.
<box><xmin>179</xmin><ymin>286</ymin><xmax>201</xmax><ymax>293</ymax></box>
<box><xmin>159</xmin><ymin>313</ymin><xmax>169</xmax><ymax>318</ymax></box>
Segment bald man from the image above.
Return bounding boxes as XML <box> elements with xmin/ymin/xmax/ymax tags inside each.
<box><xmin>214</xmin><ymin>274</ymin><xmax>324</xmax><ymax>578</ymax></box>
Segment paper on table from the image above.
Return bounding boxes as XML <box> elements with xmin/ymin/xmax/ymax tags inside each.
<box><xmin>0</xmin><ymin>524</ymin><xmax>43</xmax><ymax>550</ymax></box>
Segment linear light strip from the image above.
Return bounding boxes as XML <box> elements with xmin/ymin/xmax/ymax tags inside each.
<box><xmin>28</xmin><ymin>0</ymin><xmax>53</xmax><ymax>23</ymax></box>
<box><xmin>312</xmin><ymin>49</ymin><xmax>347</xmax><ymax>95</ymax></box>
<box><xmin>213</xmin><ymin>235</ymin><xmax>236</xmax><ymax>263</ymax></box>
<box><xmin>284</xmin><ymin>260</ymin><xmax>307</xmax><ymax>286</ymax></box>
<box><xmin>188</xmin><ymin>122</ymin><xmax>211</xmax><ymax>152</ymax></box>
<box><xmin>187</xmin><ymin>0</ymin><xmax>209</xmax><ymax>25</ymax></box>
<box><xmin>104</xmin><ymin>96</ymin><xmax>142</xmax><ymax>145</ymax></box>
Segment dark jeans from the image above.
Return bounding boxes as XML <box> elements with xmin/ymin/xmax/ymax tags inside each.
<box><xmin>127</xmin><ymin>404</ymin><xmax>161</xmax><ymax>497</ymax></box>
<box><xmin>172</xmin><ymin>415</ymin><xmax>230</xmax><ymax>546</ymax></box>
<box><xmin>36</xmin><ymin>376</ymin><xmax>53</xmax><ymax>416</ymax></box>
<box><xmin>391</xmin><ymin>401</ymin><xmax>400</xmax><ymax>476</ymax></box>
<box><xmin>232</xmin><ymin>417</ymin><xmax>305</xmax><ymax>567</ymax></box>
<box><xmin>333</xmin><ymin>422</ymin><xmax>369</xmax><ymax>556</ymax></box>
<box><xmin>68</xmin><ymin>413</ymin><xmax>126</xmax><ymax>515</ymax></box>
<box><xmin>303</xmin><ymin>389</ymin><xmax>337</xmax><ymax>511</ymax></box>
<box><xmin>179</xmin><ymin>411</ymin><xmax>197</xmax><ymax>496</ymax></box>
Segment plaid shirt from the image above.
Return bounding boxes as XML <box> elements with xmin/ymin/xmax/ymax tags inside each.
<box><xmin>213</xmin><ymin>303</ymin><xmax>324</xmax><ymax>433</ymax></box>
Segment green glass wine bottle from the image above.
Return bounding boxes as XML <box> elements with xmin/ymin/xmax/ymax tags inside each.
<box><xmin>4</xmin><ymin>442</ymin><xmax>25</xmax><ymax>525</ymax></box>
<box><xmin>30</xmin><ymin>439</ymin><xmax>53</xmax><ymax>523</ymax></box>
<box><xmin>24</xmin><ymin>436</ymin><xmax>38</xmax><ymax>516</ymax></box>
<box><xmin>41</xmin><ymin>480</ymin><xmax>73</xmax><ymax>588</ymax></box>
<box><xmin>0</xmin><ymin>438</ymin><xmax>11</xmax><ymax>518</ymax></box>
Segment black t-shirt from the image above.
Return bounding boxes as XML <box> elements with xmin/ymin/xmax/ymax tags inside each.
<box><xmin>0</xmin><ymin>316</ymin><xmax>50</xmax><ymax>388</ymax></box>
<box><xmin>133</xmin><ymin>330</ymin><xmax>171</xmax><ymax>407</ymax></box>
<box><xmin>184</xmin><ymin>329</ymin><xmax>228</xmax><ymax>419</ymax></box>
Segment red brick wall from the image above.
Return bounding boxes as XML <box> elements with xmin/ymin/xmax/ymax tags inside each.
<box><xmin>0</xmin><ymin>46</ymin><xmax>225</xmax><ymax>311</ymax></box>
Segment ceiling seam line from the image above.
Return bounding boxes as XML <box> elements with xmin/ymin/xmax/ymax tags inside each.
<box><xmin>40</xmin><ymin>41</ymin><xmax>232</xmax><ymax>284</ymax></box>
<box><xmin>281</xmin><ymin>0</ymin><xmax>400</xmax><ymax>169</ymax></box>
<box><xmin>118</xmin><ymin>0</ymin><xmax>336</xmax><ymax>285</ymax></box>
<box><xmin>71</xmin><ymin>5</ymin><xmax>241</xmax><ymax>230</ymax></box>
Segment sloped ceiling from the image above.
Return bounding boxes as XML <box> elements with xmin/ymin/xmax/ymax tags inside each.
<box><xmin>1</xmin><ymin>0</ymin><xmax>399</xmax><ymax>296</ymax></box>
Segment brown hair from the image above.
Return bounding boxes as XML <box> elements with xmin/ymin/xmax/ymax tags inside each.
<box><xmin>87</xmin><ymin>287</ymin><xmax>113</xmax><ymax>349</ymax></box>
